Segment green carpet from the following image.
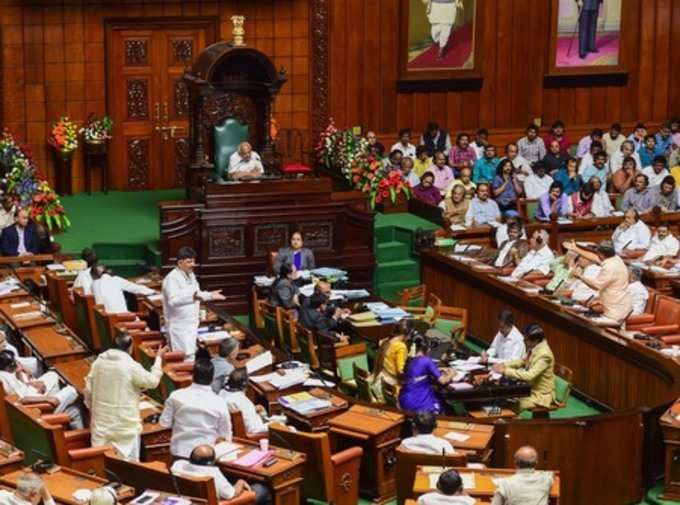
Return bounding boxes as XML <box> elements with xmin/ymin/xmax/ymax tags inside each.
<box><xmin>56</xmin><ymin>189</ymin><xmax>184</xmax><ymax>254</ymax></box>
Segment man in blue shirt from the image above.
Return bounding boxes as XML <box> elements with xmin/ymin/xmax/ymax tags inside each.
<box><xmin>472</xmin><ymin>145</ymin><xmax>499</xmax><ymax>184</ymax></box>
<box><xmin>639</xmin><ymin>135</ymin><xmax>661</xmax><ymax>168</ymax></box>
<box><xmin>656</xmin><ymin>122</ymin><xmax>675</xmax><ymax>156</ymax></box>
<box><xmin>581</xmin><ymin>152</ymin><xmax>609</xmax><ymax>189</ymax></box>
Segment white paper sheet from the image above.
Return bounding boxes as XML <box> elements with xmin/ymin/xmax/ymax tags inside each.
<box><xmin>246</xmin><ymin>350</ymin><xmax>273</xmax><ymax>374</ymax></box>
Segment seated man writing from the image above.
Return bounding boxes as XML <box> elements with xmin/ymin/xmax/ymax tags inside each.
<box><xmin>228</xmin><ymin>141</ymin><xmax>264</xmax><ymax>180</ymax></box>
<box><xmin>0</xmin><ymin>350</ymin><xmax>83</xmax><ymax>428</ymax></box>
<box><xmin>481</xmin><ymin>310</ymin><xmax>525</xmax><ymax>363</ymax></box>
<box><xmin>399</xmin><ymin>410</ymin><xmax>455</xmax><ymax>455</ymax></box>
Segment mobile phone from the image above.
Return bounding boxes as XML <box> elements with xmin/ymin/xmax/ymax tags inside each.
<box><xmin>263</xmin><ymin>458</ymin><xmax>278</xmax><ymax>467</ymax></box>
<box><xmin>131</xmin><ymin>491</ymin><xmax>160</xmax><ymax>505</ymax></box>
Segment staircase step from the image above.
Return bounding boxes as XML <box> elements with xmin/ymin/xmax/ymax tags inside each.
<box><xmin>375</xmin><ymin>226</ymin><xmax>394</xmax><ymax>244</ymax></box>
<box><xmin>145</xmin><ymin>243</ymin><xmax>162</xmax><ymax>268</ymax></box>
<box><xmin>376</xmin><ymin>241</ymin><xmax>410</xmax><ymax>263</ymax></box>
<box><xmin>376</xmin><ymin>259</ymin><xmax>419</xmax><ymax>284</ymax></box>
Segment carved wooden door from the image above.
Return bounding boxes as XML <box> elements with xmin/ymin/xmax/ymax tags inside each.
<box><xmin>106</xmin><ymin>20</ymin><xmax>216</xmax><ymax>190</ymax></box>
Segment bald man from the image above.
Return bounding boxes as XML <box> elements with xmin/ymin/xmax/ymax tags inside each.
<box><xmin>171</xmin><ymin>445</ymin><xmax>270</xmax><ymax>504</ymax></box>
<box><xmin>228</xmin><ymin>141</ymin><xmax>264</xmax><ymax>180</ymax></box>
<box><xmin>491</xmin><ymin>446</ymin><xmax>554</xmax><ymax>505</ymax></box>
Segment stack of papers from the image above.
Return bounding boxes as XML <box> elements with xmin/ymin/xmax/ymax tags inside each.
<box><xmin>254</xmin><ymin>276</ymin><xmax>275</xmax><ymax>287</ymax></box>
<box><xmin>279</xmin><ymin>391</ymin><xmax>331</xmax><ymax>415</ymax></box>
<box><xmin>331</xmin><ymin>289</ymin><xmax>370</xmax><ymax>300</ymax></box>
<box><xmin>246</xmin><ymin>351</ymin><xmax>273</xmax><ymax>374</ymax></box>
<box><xmin>233</xmin><ymin>449</ymin><xmax>274</xmax><ymax>467</ymax></box>
<box><xmin>46</xmin><ymin>264</ymin><xmax>65</xmax><ymax>271</ymax></box>
<box><xmin>450</xmin><ymin>224</ymin><xmax>467</xmax><ymax>232</ymax></box>
<box><xmin>444</xmin><ymin>431</ymin><xmax>471</xmax><ymax>442</ymax></box>
<box><xmin>348</xmin><ymin>311</ymin><xmax>380</xmax><ymax>327</ymax></box>
<box><xmin>267</xmin><ymin>368</ymin><xmax>307</xmax><ymax>390</ymax></box>
<box><xmin>215</xmin><ymin>441</ymin><xmax>242</xmax><ymax>460</ymax></box>
<box><xmin>364</xmin><ymin>302</ymin><xmax>409</xmax><ymax>322</ymax></box>
<box><xmin>146</xmin><ymin>293</ymin><xmax>163</xmax><ymax>302</ymax></box>
<box><xmin>453</xmin><ymin>244</ymin><xmax>482</xmax><ymax>254</ymax></box>
<box><xmin>0</xmin><ymin>279</ymin><xmax>20</xmax><ymax>297</ymax></box>
<box><xmin>298</xmin><ymin>283</ymin><xmax>316</xmax><ymax>297</ymax></box>
<box><xmin>310</xmin><ymin>267</ymin><xmax>347</xmax><ymax>278</ymax></box>
<box><xmin>197</xmin><ymin>330</ymin><xmax>231</xmax><ymax>343</ymax></box>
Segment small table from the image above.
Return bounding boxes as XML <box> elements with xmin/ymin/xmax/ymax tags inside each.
<box><xmin>218</xmin><ymin>439</ymin><xmax>306</xmax><ymax>505</ymax></box>
<box><xmin>328</xmin><ymin>404</ymin><xmax>405</xmax><ymax>504</ymax></box>
<box><xmin>0</xmin><ymin>466</ymin><xmax>135</xmax><ymax>505</ymax></box>
<box><xmin>21</xmin><ymin>325</ymin><xmax>87</xmax><ymax>365</ymax></box>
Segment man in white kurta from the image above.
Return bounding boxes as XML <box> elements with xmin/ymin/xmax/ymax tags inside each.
<box><xmin>423</xmin><ymin>0</ymin><xmax>463</xmax><ymax>58</ymax></box>
<box><xmin>160</xmin><ymin>360</ymin><xmax>231</xmax><ymax>459</ymax></box>
<box><xmin>91</xmin><ymin>267</ymin><xmax>156</xmax><ymax>314</ymax></box>
<box><xmin>491</xmin><ymin>446</ymin><xmax>553</xmax><ymax>505</ymax></box>
<box><xmin>642</xmin><ymin>225</ymin><xmax>680</xmax><ymax>262</ymax></box>
<box><xmin>228</xmin><ymin>142</ymin><xmax>264</xmax><ymax>180</ymax></box>
<box><xmin>612</xmin><ymin>210</ymin><xmax>651</xmax><ymax>255</ymax></box>
<box><xmin>162</xmin><ymin>247</ymin><xmax>225</xmax><ymax>360</ymax></box>
<box><xmin>219</xmin><ymin>368</ymin><xmax>268</xmax><ymax>436</ymax></box>
<box><xmin>628</xmin><ymin>268</ymin><xmax>649</xmax><ymax>316</ymax></box>
<box><xmin>399</xmin><ymin>411</ymin><xmax>455</xmax><ymax>455</ymax></box>
<box><xmin>72</xmin><ymin>247</ymin><xmax>97</xmax><ymax>296</ymax></box>
<box><xmin>85</xmin><ymin>335</ymin><xmax>167</xmax><ymax>460</ymax></box>
<box><xmin>511</xmin><ymin>231</ymin><xmax>554</xmax><ymax>279</ymax></box>
<box><xmin>482</xmin><ymin>311</ymin><xmax>526</xmax><ymax>362</ymax></box>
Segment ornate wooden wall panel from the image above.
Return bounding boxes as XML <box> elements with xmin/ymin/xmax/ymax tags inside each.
<box><xmin>0</xmin><ymin>0</ymin><xmax>310</xmax><ymax>193</ymax></box>
<box><xmin>327</xmin><ymin>0</ymin><xmax>680</xmax><ymax>137</ymax></box>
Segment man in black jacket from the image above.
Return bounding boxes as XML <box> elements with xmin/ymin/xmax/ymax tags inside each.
<box><xmin>298</xmin><ymin>293</ymin><xmax>349</xmax><ymax>343</ymax></box>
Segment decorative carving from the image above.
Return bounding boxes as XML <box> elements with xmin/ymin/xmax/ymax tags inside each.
<box><xmin>127</xmin><ymin>79</ymin><xmax>148</xmax><ymax>119</ymax></box>
<box><xmin>171</xmin><ymin>39</ymin><xmax>194</xmax><ymax>64</ymax></box>
<box><xmin>209</xmin><ymin>226</ymin><xmax>245</xmax><ymax>257</ymax></box>
<box><xmin>299</xmin><ymin>221</ymin><xmax>333</xmax><ymax>251</ymax></box>
<box><xmin>254</xmin><ymin>224</ymin><xmax>289</xmax><ymax>255</ymax></box>
<box><xmin>175</xmin><ymin>137</ymin><xmax>190</xmax><ymax>186</ymax></box>
<box><xmin>201</xmin><ymin>93</ymin><xmax>255</xmax><ymax>128</ymax></box>
<box><xmin>127</xmin><ymin>139</ymin><xmax>150</xmax><ymax>189</ymax></box>
<box><xmin>174</xmin><ymin>79</ymin><xmax>189</xmax><ymax>116</ymax></box>
<box><xmin>311</xmin><ymin>0</ymin><xmax>329</xmax><ymax>145</ymax></box>
<box><xmin>125</xmin><ymin>39</ymin><xmax>148</xmax><ymax>66</ymax></box>
<box><xmin>339</xmin><ymin>473</ymin><xmax>352</xmax><ymax>493</ymax></box>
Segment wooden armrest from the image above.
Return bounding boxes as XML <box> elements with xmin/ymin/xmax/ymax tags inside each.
<box><xmin>20</xmin><ymin>399</ymin><xmax>55</xmax><ymax>412</ymax></box>
<box><xmin>331</xmin><ymin>446</ymin><xmax>363</xmax><ymax>466</ymax></box>
<box><xmin>116</xmin><ymin>313</ymin><xmax>138</xmax><ymax>322</ymax></box>
<box><xmin>41</xmin><ymin>413</ymin><xmax>71</xmax><ymax>426</ymax></box>
<box><xmin>163</xmin><ymin>351</ymin><xmax>186</xmax><ymax>364</ymax></box>
<box><xmin>64</xmin><ymin>429</ymin><xmax>91</xmax><ymax>443</ymax></box>
<box><xmin>134</xmin><ymin>330</ymin><xmax>161</xmax><ymax>338</ymax></box>
<box><xmin>122</xmin><ymin>321</ymin><xmax>147</xmax><ymax>330</ymax></box>
<box><xmin>642</xmin><ymin>324</ymin><xmax>680</xmax><ymax>335</ymax></box>
<box><xmin>168</xmin><ymin>362</ymin><xmax>193</xmax><ymax>372</ymax></box>
<box><xmin>626</xmin><ymin>314</ymin><xmax>655</xmax><ymax>326</ymax></box>
<box><xmin>660</xmin><ymin>335</ymin><xmax>680</xmax><ymax>345</ymax></box>
<box><xmin>219</xmin><ymin>490</ymin><xmax>257</xmax><ymax>505</ymax></box>
<box><xmin>68</xmin><ymin>445</ymin><xmax>114</xmax><ymax>461</ymax></box>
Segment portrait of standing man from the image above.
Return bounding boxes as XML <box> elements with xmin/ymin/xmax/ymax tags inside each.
<box><xmin>577</xmin><ymin>0</ymin><xmax>604</xmax><ymax>59</ymax></box>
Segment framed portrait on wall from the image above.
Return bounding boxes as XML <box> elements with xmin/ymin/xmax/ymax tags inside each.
<box><xmin>398</xmin><ymin>0</ymin><xmax>482</xmax><ymax>89</ymax></box>
<box><xmin>547</xmin><ymin>0</ymin><xmax>627</xmax><ymax>76</ymax></box>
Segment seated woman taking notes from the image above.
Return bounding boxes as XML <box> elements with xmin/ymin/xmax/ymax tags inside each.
<box><xmin>398</xmin><ymin>335</ymin><xmax>454</xmax><ymax>413</ymax></box>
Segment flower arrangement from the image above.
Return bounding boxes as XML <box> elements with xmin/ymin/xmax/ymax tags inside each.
<box><xmin>47</xmin><ymin>116</ymin><xmax>78</xmax><ymax>154</ymax></box>
<box><xmin>316</xmin><ymin>121</ymin><xmax>412</xmax><ymax>209</ymax></box>
<box><xmin>79</xmin><ymin>113</ymin><xmax>114</xmax><ymax>143</ymax></box>
<box><xmin>0</xmin><ymin>129</ymin><xmax>70</xmax><ymax>230</ymax></box>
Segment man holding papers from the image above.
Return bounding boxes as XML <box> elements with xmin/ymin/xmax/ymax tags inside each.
<box><xmin>162</xmin><ymin>247</ymin><xmax>225</xmax><ymax>360</ymax></box>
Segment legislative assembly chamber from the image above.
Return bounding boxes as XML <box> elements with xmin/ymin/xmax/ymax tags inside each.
<box><xmin>1</xmin><ymin>1</ymin><xmax>680</xmax><ymax>504</ymax></box>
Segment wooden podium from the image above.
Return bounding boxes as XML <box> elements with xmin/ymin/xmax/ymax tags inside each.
<box><xmin>159</xmin><ymin>178</ymin><xmax>375</xmax><ymax>313</ymax></box>
<box><xmin>660</xmin><ymin>399</ymin><xmax>680</xmax><ymax>500</ymax></box>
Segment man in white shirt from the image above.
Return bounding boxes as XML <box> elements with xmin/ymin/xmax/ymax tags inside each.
<box><xmin>588</xmin><ymin>176</ymin><xmax>614</xmax><ymax>217</ymax></box>
<box><xmin>603</xmin><ymin>123</ymin><xmax>625</xmax><ymax>159</ymax></box>
<box><xmin>160</xmin><ymin>359</ymin><xmax>232</xmax><ymax>459</ymax></box>
<box><xmin>72</xmin><ymin>247</ymin><xmax>97</xmax><ymax>297</ymax></box>
<box><xmin>495</xmin><ymin>222</ymin><xmax>523</xmax><ymax>268</ymax></box>
<box><xmin>612</xmin><ymin>209</ymin><xmax>651</xmax><ymax>256</ymax></box>
<box><xmin>219</xmin><ymin>368</ymin><xmax>268</xmax><ymax>436</ymax></box>
<box><xmin>465</xmin><ymin>183</ymin><xmax>501</xmax><ymax>227</ymax></box>
<box><xmin>469</xmin><ymin>128</ymin><xmax>488</xmax><ymax>160</ymax></box>
<box><xmin>90</xmin><ymin>265</ymin><xmax>156</xmax><ymax>314</ymax></box>
<box><xmin>642</xmin><ymin>156</ymin><xmax>670</xmax><ymax>187</ymax></box>
<box><xmin>86</xmin><ymin>334</ymin><xmax>167</xmax><ymax>460</ymax></box>
<box><xmin>399</xmin><ymin>410</ymin><xmax>455</xmax><ymax>455</ymax></box>
<box><xmin>511</xmin><ymin>230</ymin><xmax>554</xmax><ymax>279</ymax></box>
<box><xmin>628</xmin><ymin>267</ymin><xmax>649</xmax><ymax>316</ymax></box>
<box><xmin>171</xmin><ymin>445</ymin><xmax>270</xmax><ymax>504</ymax></box>
<box><xmin>0</xmin><ymin>197</ymin><xmax>16</xmax><ymax>231</ymax></box>
<box><xmin>491</xmin><ymin>446</ymin><xmax>553</xmax><ymax>505</ymax></box>
<box><xmin>569</xmin><ymin>262</ymin><xmax>601</xmax><ymax>302</ymax></box>
<box><xmin>390</xmin><ymin>128</ymin><xmax>416</xmax><ymax>158</ymax></box>
<box><xmin>505</xmin><ymin>143</ymin><xmax>532</xmax><ymax>182</ymax></box>
<box><xmin>228</xmin><ymin>142</ymin><xmax>264</xmax><ymax>180</ymax></box>
<box><xmin>522</xmin><ymin>162</ymin><xmax>554</xmax><ymax>200</ymax></box>
<box><xmin>162</xmin><ymin>247</ymin><xmax>225</xmax><ymax>360</ymax></box>
<box><xmin>0</xmin><ymin>350</ymin><xmax>83</xmax><ymax>429</ymax></box>
<box><xmin>0</xmin><ymin>473</ymin><xmax>56</xmax><ymax>505</ymax></box>
<box><xmin>643</xmin><ymin>222</ymin><xmax>679</xmax><ymax>262</ymax></box>
<box><xmin>610</xmin><ymin>140</ymin><xmax>642</xmax><ymax>173</ymax></box>
<box><xmin>481</xmin><ymin>310</ymin><xmax>526</xmax><ymax>363</ymax></box>
<box><xmin>0</xmin><ymin>328</ymin><xmax>38</xmax><ymax>376</ymax></box>
<box><xmin>417</xmin><ymin>469</ymin><xmax>475</xmax><ymax>505</ymax></box>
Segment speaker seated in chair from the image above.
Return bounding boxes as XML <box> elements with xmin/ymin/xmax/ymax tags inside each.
<box><xmin>214</xmin><ymin>119</ymin><xmax>258</xmax><ymax>182</ymax></box>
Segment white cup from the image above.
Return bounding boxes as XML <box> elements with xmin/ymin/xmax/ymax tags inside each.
<box><xmin>259</xmin><ymin>438</ymin><xmax>269</xmax><ymax>452</ymax></box>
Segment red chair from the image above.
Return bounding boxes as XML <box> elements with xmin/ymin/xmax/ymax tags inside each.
<box><xmin>626</xmin><ymin>295</ymin><xmax>680</xmax><ymax>336</ymax></box>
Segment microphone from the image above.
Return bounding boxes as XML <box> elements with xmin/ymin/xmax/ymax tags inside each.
<box><xmin>104</xmin><ymin>468</ymin><xmax>123</xmax><ymax>490</ymax></box>
<box><xmin>278</xmin><ymin>346</ymin><xmax>298</xmax><ymax>370</ymax></box>
<box><xmin>268</xmin><ymin>426</ymin><xmax>296</xmax><ymax>459</ymax></box>
<box><xmin>441</xmin><ymin>447</ymin><xmax>446</xmax><ymax>471</ymax></box>
<box><xmin>169</xmin><ymin>466</ymin><xmax>182</xmax><ymax>497</ymax></box>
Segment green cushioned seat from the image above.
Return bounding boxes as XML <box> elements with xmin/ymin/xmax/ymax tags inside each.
<box><xmin>214</xmin><ymin>119</ymin><xmax>249</xmax><ymax>182</ymax></box>
<box><xmin>527</xmin><ymin>200</ymin><xmax>540</xmax><ymax>221</ymax></box>
<box><xmin>94</xmin><ymin>310</ymin><xmax>112</xmax><ymax>350</ymax></box>
<box><xmin>433</xmin><ymin>319</ymin><xmax>464</xmax><ymax>339</ymax></box>
<box><xmin>74</xmin><ymin>297</ymin><xmax>94</xmax><ymax>351</ymax></box>
<box><xmin>6</xmin><ymin>403</ymin><xmax>54</xmax><ymax>465</ymax></box>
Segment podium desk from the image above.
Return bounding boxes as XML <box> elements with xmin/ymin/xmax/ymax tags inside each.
<box><xmin>433</xmin><ymin>421</ymin><xmax>494</xmax><ymax>463</ymax></box>
<box><xmin>218</xmin><ymin>439</ymin><xmax>306</xmax><ymax>505</ymax></box>
<box><xmin>660</xmin><ymin>399</ymin><xmax>680</xmax><ymax>500</ymax></box>
<box><xmin>0</xmin><ymin>301</ymin><xmax>53</xmax><ymax>330</ymax></box>
<box><xmin>278</xmin><ymin>387</ymin><xmax>349</xmax><ymax>432</ymax></box>
<box><xmin>328</xmin><ymin>404</ymin><xmax>405</xmax><ymax>504</ymax></box>
<box><xmin>22</xmin><ymin>325</ymin><xmax>87</xmax><ymax>365</ymax></box>
<box><xmin>0</xmin><ymin>466</ymin><xmax>135</xmax><ymax>505</ymax></box>
<box><xmin>413</xmin><ymin>466</ymin><xmax>560</xmax><ymax>503</ymax></box>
